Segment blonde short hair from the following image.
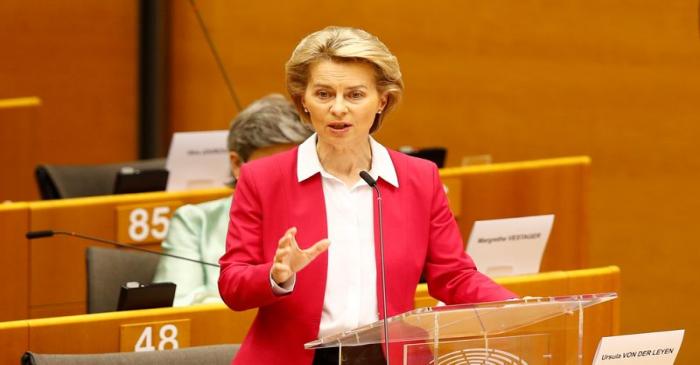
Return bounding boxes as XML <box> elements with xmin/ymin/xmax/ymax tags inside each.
<box><xmin>285</xmin><ymin>26</ymin><xmax>404</xmax><ymax>133</ymax></box>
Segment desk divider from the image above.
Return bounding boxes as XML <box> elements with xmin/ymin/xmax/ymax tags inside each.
<box><xmin>0</xmin><ymin>320</ymin><xmax>29</xmax><ymax>363</ymax></box>
<box><xmin>0</xmin><ymin>203</ymin><xmax>30</xmax><ymax>321</ymax></box>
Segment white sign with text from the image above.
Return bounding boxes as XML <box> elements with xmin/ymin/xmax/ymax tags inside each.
<box><xmin>165</xmin><ymin>130</ymin><xmax>230</xmax><ymax>191</ymax></box>
<box><xmin>592</xmin><ymin>330</ymin><xmax>684</xmax><ymax>365</ymax></box>
<box><xmin>466</xmin><ymin>214</ymin><xmax>554</xmax><ymax>278</ymax></box>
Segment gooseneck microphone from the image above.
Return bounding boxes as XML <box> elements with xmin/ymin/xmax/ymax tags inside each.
<box><xmin>359</xmin><ymin>170</ymin><xmax>390</xmax><ymax>365</ymax></box>
<box><xmin>25</xmin><ymin>230</ymin><xmax>219</xmax><ymax>268</ymax></box>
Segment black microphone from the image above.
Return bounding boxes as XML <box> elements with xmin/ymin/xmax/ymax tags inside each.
<box><xmin>359</xmin><ymin>170</ymin><xmax>390</xmax><ymax>365</ymax></box>
<box><xmin>26</xmin><ymin>230</ymin><xmax>54</xmax><ymax>239</ymax></box>
<box><xmin>25</xmin><ymin>229</ymin><xmax>219</xmax><ymax>268</ymax></box>
<box><xmin>359</xmin><ymin>170</ymin><xmax>377</xmax><ymax>187</ymax></box>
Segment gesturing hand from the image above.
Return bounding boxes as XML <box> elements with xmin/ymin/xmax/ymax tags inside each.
<box><xmin>271</xmin><ymin>227</ymin><xmax>330</xmax><ymax>285</ymax></box>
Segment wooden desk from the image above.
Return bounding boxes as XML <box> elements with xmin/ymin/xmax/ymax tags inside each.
<box><xmin>0</xmin><ymin>320</ymin><xmax>28</xmax><ymax>363</ymax></box>
<box><xmin>0</xmin><ymin>156</ymin><xmax>590</xmax><ymax>320</ymax></box>
<box><xmin>27</xmin><ymin>188</ymin><xmax>231</xmax><ymax>318</ymax></box>
<box><xmin>441</xmin><ymin>156</ymin><xmax>590</xmax><ymax>271</ymax></box>
<box><xmin>0</xmin><ymin>203</ymin><xmax>30</xmax><ymax>321</ymax></box>
<box><xmin>0</xmin><ymin>266</ymin><xmax>618</xmax><ymax>364</ymax></box>
<box><xmin>0</xmin><ymin>304</ymin><xmax>255</xmax><ymax>364</ymax></box>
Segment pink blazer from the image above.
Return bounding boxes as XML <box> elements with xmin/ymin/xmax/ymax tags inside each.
<box><xmin>219</xmin><ymin>147</ymin><xmax>515</xmax><ymax>365</ymax></box>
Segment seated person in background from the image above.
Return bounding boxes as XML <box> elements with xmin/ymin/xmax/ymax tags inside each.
<box><xmin>153</xmin><ymin>94</ymin><xmax>313</xmax><ymax>306</ymax></box>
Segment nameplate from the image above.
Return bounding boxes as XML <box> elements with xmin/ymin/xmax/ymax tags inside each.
<box><xmin>166</xmin><ymin>130</ymin><xmax>230</xmax><ymax>191</ymax></box>
<box><xmin>120</xmin><ymin>319</ymin><xmax>191</xmax><ymax>352</ymax></box>
<box><xmin>116</xmin><ymin>201</ymin><xmax>182</xmax><ymax>244</ymax></box>
<box><xmin>592</xmin><ymin>330</ymin><xmax>684</xmax><ymax>364</ymax></box>
<box><xmin>466</xmin><ymin>214</ymin><xmax>554</xmax><ymax>277</ymax></box>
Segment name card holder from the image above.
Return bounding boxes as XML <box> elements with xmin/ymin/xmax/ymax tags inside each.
<box><xmin>592</xmin><ymin>330</ymin><xmax>684</xmax><ymax>365</ymax></box>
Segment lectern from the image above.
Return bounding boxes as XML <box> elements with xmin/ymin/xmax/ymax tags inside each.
<box><xmin>306</xmin><ymin>292</ymin><xmax>617</xmax><ymax>365</ymax></box>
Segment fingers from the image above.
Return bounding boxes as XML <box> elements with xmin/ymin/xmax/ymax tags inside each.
<box><xmin>277</xmin><ymin>227</ymin><xmax>297</xmax><ymax>249</ymax></box>
<box><xmin>289</xmin><ymin>228</ymin><xmax>300</xmax><ymax>250</ymax></box>
<box><xmin>303</xmin><ymin>239</ymin><xmax>331</xmax><ymax>261</ymax></box>
<box><xmin>274</xmin><ymin>227</ymin><xmax>330</xmax><ymax>276</ymax></box>
<box><xmin>275</xmin><ymin>227</ymin><xmax>297</xmax><ymax>265</ymax></box>
<box><xmin>272</xmin><ymin>228</ymin><xmax>302</xmax><ymax>284</ymax></box>
<box><xmin>274</xmin><ymin>245</ymin><xmax>288</xmax><ymax>263</ymax></box>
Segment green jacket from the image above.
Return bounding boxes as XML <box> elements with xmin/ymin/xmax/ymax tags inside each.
<box><xmin>153</xmin><ymin>197</ymin><xmax>231</xmax><ymax>306</ymax></box>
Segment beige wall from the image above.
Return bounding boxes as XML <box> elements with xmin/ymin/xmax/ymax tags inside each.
<box><xmin>167</xmin><ymin>1</ymin><xmax>700</xmax><ymax>362</ymax></box>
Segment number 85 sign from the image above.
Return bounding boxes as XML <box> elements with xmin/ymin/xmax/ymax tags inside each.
<box><xmin>116</xmin><ymin>201</ymin><xmax>182</xmax><ymax>244</ymax></box>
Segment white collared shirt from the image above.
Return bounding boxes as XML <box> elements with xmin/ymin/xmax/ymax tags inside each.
<box><xmin>280</xmin><ymin>134</ymin><xmax>399</xmax><ymax>339</ymax></box>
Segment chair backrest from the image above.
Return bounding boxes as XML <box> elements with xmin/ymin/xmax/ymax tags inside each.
<box><xmin>404</xmin><ymin>147</ymin><xmax>447</xmax><ymax>168</ymax></box>
<box><xmin>85</xmin><ymin>246</ymin><xmax>160</xmax><ymax>313</ymax></box>
<box><xmin>35</xmin><ymin>158</ymin><xmax>166</xmax><ymax>199</ymax></box>
<box><xmin>21</xmin><ymin>344</ymin><xmax>239</xmax><ymax>365</ymax></box>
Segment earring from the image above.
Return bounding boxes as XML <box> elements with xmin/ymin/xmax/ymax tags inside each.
<box><xmin>303</xmin><ymin>107</ymin><xmax>309</xmax><ymax>113</ymax></box>
<box><xmin>377</xmin><ymin>110</ymin><xmax>383</xmax><ymax>114</ymax></box>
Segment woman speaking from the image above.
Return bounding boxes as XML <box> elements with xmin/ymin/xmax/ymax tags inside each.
<box><xmin>218</xmin><ymin>26</ymin><xmax>515</xmax><ymax>365</ymax></box>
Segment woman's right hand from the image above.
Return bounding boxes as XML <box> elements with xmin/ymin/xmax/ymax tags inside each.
<box><xmin>271</xmin><ymin>227</ymin><xmax>330</xmax><ymax>285</ymax></box>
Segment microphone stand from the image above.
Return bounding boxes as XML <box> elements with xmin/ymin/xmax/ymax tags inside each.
<box><xmin>188</xmin><ymin>0</ymin><xmax>242</xmax><ymax>112</ymax></box>
<box><xmin>26</xmin><ymin>230</ymin><xmax>219</xmax><ymax>268</ymax></box>
<box><xmin>359</xmin><ymin>171</ymin><xmax>391</xmax><ymax>365</ymax></box>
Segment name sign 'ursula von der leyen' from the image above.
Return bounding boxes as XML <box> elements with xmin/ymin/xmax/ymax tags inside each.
<box><xmin>592</xmin><ymin>330</ymin><xmax>684</xmax><ymax>365</ymax></box>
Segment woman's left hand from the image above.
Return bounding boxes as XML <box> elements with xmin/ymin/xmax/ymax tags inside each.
<box><xmin>271</xmin><ymin>227</ymin><xmax>330</xmax><ymax>285</ymax></box>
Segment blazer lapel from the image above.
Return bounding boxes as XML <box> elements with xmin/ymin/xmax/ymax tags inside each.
<box><xmin>286</xmin><ymin>170</ymin><xmax>329</xmax><ymax>324</ymax></box>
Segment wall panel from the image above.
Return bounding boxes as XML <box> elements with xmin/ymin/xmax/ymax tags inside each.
<box><xmin>0</xmin><ymin>1</ymin><xmax>139</xmax><ymax>201</ymax></box>
<box><xmin>166</xmin><ymin>1</ymin><xmax>700</xmax><ymax>363</ymax></box>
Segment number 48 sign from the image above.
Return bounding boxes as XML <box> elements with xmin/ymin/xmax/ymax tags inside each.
<box><xmin>120</xmin><ymin>319</ymin><xmax>190</xmax><ymax>352</ymax></box>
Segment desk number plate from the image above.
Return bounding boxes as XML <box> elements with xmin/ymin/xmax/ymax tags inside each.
<box><xmin>120</xmin><ymin>319</ymin><xmax>191</xmax><ymax>352</ymax></box>
<box><xmin>116</xmin><ymin>201</ymin><xmax>182</xmax><ymax>244</ymax></box>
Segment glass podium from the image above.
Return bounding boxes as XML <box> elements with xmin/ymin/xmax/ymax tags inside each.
<box><xmin>305</xmin><ymin>292</ymin><xmax>617</xmax><ymax>365</ymax></box>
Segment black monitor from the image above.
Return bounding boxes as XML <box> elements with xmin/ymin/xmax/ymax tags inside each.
<box><xmin>113</xmin><ymin>168</ymin><xmax>169</xmax><ymax>195</ymax></box>
<box><xmin>117</xmin><ymin>282</ymin><xmax>176</xmax><ymax>311</ymax></box>
<box><xmin>404</xmin><ymin>147</ymin><xmax>447</xmax><ymax>168</ymax></box>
